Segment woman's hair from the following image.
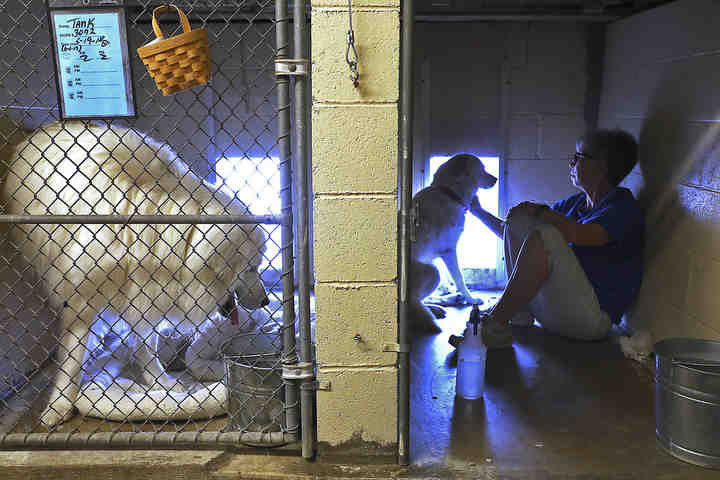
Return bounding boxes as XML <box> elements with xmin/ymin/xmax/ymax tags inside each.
<box><xmin>577</xmin><ymin>129</ymin><xmax>638</xmax><ymax>186</ymax></box>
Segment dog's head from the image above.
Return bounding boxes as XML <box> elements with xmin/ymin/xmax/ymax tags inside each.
<box><xmin>197</xmin><ymin>197</ymin><xmax>269</xmax><ymax>322</ymax></box>
<box><xmin>431</xmin><ymin>154</ymin><xmax>497</xmax><ymax>201</ymax></box>
<box><xmin>216</xmin><ymin>224</ymin><xmax>269</xmax><ymax>321</ymax></box>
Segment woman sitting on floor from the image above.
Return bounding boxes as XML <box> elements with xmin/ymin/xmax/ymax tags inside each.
<box><xmin>457</xmin><ymin>128</ymin><xmax>645</xmax><ymax>348</ymax></box>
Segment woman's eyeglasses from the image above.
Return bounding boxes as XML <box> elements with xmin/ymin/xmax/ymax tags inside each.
<box><xmin>569</xmin><ymin>152</ymin><xmax>592</xmax><ymax>167</ymax></box>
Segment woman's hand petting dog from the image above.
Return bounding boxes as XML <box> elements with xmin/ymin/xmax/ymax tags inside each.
<box><xmin>507</xmin><ymin>201</ymin><xmax>544</xmax><ymax>220</ymax></box>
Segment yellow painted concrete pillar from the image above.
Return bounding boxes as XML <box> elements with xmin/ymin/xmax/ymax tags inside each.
<box><xmin>311</xmin><ymin>0</ymin><xmax>400</xmax><ymax>455</ymax></box>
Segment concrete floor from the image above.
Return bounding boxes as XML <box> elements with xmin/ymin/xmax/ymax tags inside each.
<box><xmin>5</xmin><ymin>292</ymin><xmax>720</xmax><ymax>479</ymax></box>
<box><xmin>409</xmin><ymin>291</ymin><xmax>719</xmax><ymax>479</ymax></box>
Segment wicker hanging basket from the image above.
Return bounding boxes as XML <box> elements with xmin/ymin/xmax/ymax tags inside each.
<box><xmin>137</xmin><ymin>5</ymin><xmax>211</xmax><ymax>96</ymax></box>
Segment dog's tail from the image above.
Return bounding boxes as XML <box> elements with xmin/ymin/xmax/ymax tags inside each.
<box><xmin>75</xmin><ymin>381</ymin><xmax>228</xmax><ymax>421</ymax></box>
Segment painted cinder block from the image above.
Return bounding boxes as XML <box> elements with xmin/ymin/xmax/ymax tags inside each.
<box><xmin>314</xmin><ymin>283</ymin><xmax>397</xmax><ymax>366</ymax></box>
<box><xmin>606</xmin><ymin>0</ymin><xmax>720</xmax><ymax>66</ymax></box>
<box><xmin>313</xmin><ymin>196</ymin><xmax>397</xmax><ymax>283</ymax></box>
<box><xmin>599</xmin><ymin>63</ymin><xmax>664</xmax><ymax>120</ymax></box>
<box><xmin>510</xmin><ymin>71</ymin><xmax>586</xmax><ymax>115</ymax></box>
<box><xmin>311</xmin><ymin>9</ymin><xmax>399</xmax><ymax>103</ymax></box>
<box><xmin>508</xmin><ymin>116</ymin><xmax>538</xmax><ymax>159</ymax></box>
<box><xmin>505</xmin><ymin>159</ymin><xmax>576</xmax><ymax>213</ymax></box>
<box><xmin>510</xmin><ymin>24</ymin><xmax>587</xmax><ymax>115</ymax></box>
<box><xmin>675</xmin><ymin>186</ymin><xmax>720</xmax><ymax>256</ymax></box>
<box><xmin>312</xmin><ymin>105</ymin><xmax>397</xmax><ymax>194</ymax></box>
<box><xmin>687</xmin><ymin>252</ymin><xmax>720</xmax><ymax>330</ymax></box>
<box><xmin>316</xmin><ymin>368</ymin><xmax>397</xmax><ymax>446</ymax></box>
<box><xmin>526</xmin><ymin>22</ymin><xmax>587</xmax><ymax>68</ymax></box>
<box><xmin>431</xmin><ymin>118</ymin><xmax>500</xmax><ymax>159</ymax></box>
<box><xmin>541</xmin><ymin>114</ymin><xmax>585</xmax><ymax>160</ymax></box>
<box><xmin>638</xmin><ymin>300</ymin><xmax>688</xmax><ymax>343</ymax></box>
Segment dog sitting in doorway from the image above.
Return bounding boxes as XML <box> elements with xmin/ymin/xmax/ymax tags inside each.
<box><xmin>409</xmin><ymin>154</ymin><xmax>497</xmax><ymax>333</ymax></box>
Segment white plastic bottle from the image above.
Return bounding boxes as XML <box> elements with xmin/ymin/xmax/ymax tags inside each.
<box><xmin>456</xmin><ymin>305</ymin><xmax>486</xmax><ymax>400</ymax></box>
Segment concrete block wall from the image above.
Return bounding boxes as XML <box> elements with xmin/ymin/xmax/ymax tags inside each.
<box><xmin>597</xmin><ymin>0</ymin><xmax>720</xmax><ymax>341</ymax></box>
<box><xmin>311</xmin><ymin>0</ymin><xmax>399</xmax><ymax>454</ymax></box>
<box><xmin>413</xmin><ymin>22</ymin><xmax>592</xmax><ymax>215</ymax></box>
<box><xmin>502</xmin><ymin>21</ymin><xmax>591</xmax><ymax>212</ymax></box>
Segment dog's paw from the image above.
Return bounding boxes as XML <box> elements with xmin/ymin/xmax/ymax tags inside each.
<box><xmin>457</xmin><ymin>293</ymin><xmax>484</xmax><ymax>306</ymax></box>
<box><xmin>427</xmin><ymin>305</ymin><xmax>447</xmax><ymax>319</ymax></box>
<box><xmin>40</xmin><ymin>399</ymin><xmax>75</xmax><ymax>429</ymax></box>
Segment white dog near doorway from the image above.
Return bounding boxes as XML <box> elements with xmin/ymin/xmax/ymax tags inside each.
<box><xmin>1</xmin><ymin>121</ymin><xmax>268</xmax><ymax>427</ymax></box>
<box><xmin>409</xmin><ymin>154</ymin><xmax>497</xmax><ymax>333</ymax></box>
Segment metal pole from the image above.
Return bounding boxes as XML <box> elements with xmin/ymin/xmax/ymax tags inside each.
<box><xmin>294</xmin><ymin>0</ymin><xmax>315</xmax><ymax>461</ymax></box>
<box><xmin>0</xmin><ymin>214</ymin><xmax>284</xmax><ymax>225</ymax></box>
<box><xmin>0</xmin><ymin>431</ymin><xmax>294</xmax><ymax>449</ymax></box>
<box><xmin>398</xmin><ymin>0</ymin><xmax>414</xmax><ymax>467</ymax></box>
<box><xmin>276</xmin><ymin>0</ymin><xmax>301</xmax><ymax>444</ymax></box>
<box><xmin>415</xmin><ymin>14</ymin><xmax>619</xmax><ymax>23</ymax></box>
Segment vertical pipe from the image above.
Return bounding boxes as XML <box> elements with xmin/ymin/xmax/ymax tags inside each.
<box><xmin>584</xmin><ymin>23</ymin><xmax>606</xmax><ymax>132</ymax></box>
<box><xmin>499</xmin><ymin>28</ymin><xmax>512</xmax><ymax>220</ymax></box>
<box><xmin>294</xmin><ymin>0</ymin><xmax>315</xmax><ymax>461</ymax></box>
<box><xmin>398</xmin><ymin>0</ymin><xmax>414</xmax><ymax>467</ymax></box>
<box><xmin>276</xmin><ymin>0</ymin><xmax>300</xmax><ymax>442</ymax></box>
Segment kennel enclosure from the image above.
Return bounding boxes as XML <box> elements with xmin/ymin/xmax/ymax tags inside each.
<box><xmin>0</xmin><ymin>0</ymin><xmax>314</xmax><ymax>457</ymax></box>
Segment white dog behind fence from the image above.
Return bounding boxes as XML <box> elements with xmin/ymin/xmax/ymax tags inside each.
<box><xmin>75</xmin><ymin>308</ymin><xmax>278</xmax><ymax>422</ymax></box>
<box><xmin>1</xmin><ymin>121</ymin><xmax>268</xmax><ymax>427</ymax></box>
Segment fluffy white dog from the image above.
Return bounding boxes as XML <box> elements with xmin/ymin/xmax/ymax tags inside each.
<box><xmin>409</xmin><ymin>154</ymin><xmax>497</xmax><ymax>333</ymax></box>
<box><xmin>1</xmin><ymin>121</ymin><xmax>268</xmax><ymax>427</ymax></box>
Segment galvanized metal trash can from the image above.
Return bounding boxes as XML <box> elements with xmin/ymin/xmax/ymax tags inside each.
<box><xmin>224</xmin><ymin>353</ymin><xmax>286</xmax><ymax>435</ymax></box>
<box><xmin>655</xmin><ymin>338</ymin><xmax>720</xmax><ymax>469</ymax></box>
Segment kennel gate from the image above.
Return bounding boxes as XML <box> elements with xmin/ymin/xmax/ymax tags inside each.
<box><xmin>0</xmin><ymin>0</ymin><xmax>314</xmax><ymax>456</ymax></box>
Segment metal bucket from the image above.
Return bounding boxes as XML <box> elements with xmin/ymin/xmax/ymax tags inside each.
<box><xmin>655</xmin><ymin>338</ymin><xmax>720</xmax><ymax>469</ymax></box>
<box><xmin>223</xmin><ymin>352</ymin><xmax>286</xmax><ymax>434</ymax></box>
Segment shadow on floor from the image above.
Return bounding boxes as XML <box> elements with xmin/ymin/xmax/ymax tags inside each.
<box><xmin>409</xmin><ymin>292</ymin><xmax>718</xmax><ymax>479</ymax></box>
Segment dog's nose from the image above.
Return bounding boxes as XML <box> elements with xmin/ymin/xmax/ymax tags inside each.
<box><xmin>261</xmin><ymin>297</ymin><xmax>270</xmax><ymax>307</ymax></box>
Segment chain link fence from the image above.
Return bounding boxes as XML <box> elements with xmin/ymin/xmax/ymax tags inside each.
<box><xmin>0</xmin><ymin>0</ymin><xmax>313</xmax><ymax>450</ymax></box>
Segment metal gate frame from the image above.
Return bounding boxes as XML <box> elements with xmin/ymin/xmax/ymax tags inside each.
<box><xmin>0</xmin><ymin>0</ymin><xmax>315</xmax><ymax>458</ymax></box>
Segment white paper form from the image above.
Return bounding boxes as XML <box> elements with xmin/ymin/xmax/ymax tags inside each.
<box><xmin>51</xmin><ymin>9</ymin><xmax>135</xmax><ymax>118</ymax></box>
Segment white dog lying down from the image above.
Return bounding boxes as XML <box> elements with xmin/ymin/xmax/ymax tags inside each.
<box><xmin>76</xmin><ymin>309</ymin><xmax>278</xmax><ymax>421</ymax></box>
<box><xmin>1</xmin><ymin>121</ymin><xmax>268</xmax><ymax>427</ymax></box>
<box><xmin>409</xmin><ymin>154</ymin><xmax>497</xmax><ymax>333</ymax></box>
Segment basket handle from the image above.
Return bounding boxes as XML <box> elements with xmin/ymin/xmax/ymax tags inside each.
<box><xmin>151</xmin><ymin>4</ymin><xmax>192</xmax><ymax>40</ymax></box>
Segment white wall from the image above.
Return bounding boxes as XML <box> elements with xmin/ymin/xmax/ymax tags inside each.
<box><xmin>598</xmin><ymin>0</ymin><xmax>720</xmax><ymax>340</ymax></box>
<box><xmin>413</xmin><ymin>21</ymin><xmax>593</xmax><ymax>215</ymax></box>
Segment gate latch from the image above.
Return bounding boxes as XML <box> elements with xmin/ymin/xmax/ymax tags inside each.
<box><xmin>409</xmin><ymin>202</ymin><xmax>420</xmax><ymax>243</ymax></box>
<box><xmin>275</xmin><ymin>59</ymin><xmax>309</xmax><ymax>77</ymax></box>
<box><xmin>307</xmin><ymin>380</ymin><xmax>332</xmax><ymax>391</ymax></box>
<box><xmin>383</xmin><ymin>343</ymin><xmax>410</xmax><ymax>353</ymax></box>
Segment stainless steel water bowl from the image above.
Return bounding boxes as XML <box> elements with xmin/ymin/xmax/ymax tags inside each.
<box><xmin>223</xmin><ymin>352</ymin><xmax>286</xmax><ymax>434</ymax></box>
<box><xmin>655</xmin><ymin>338</ymin><xmax>720</xmax><ymax>469</ymax></box>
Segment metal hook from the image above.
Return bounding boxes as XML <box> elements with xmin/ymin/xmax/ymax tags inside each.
<box><xmin>345</xmin><ymin>0</ymin><xmax>359</xmax><ymax>87</ymax></box>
